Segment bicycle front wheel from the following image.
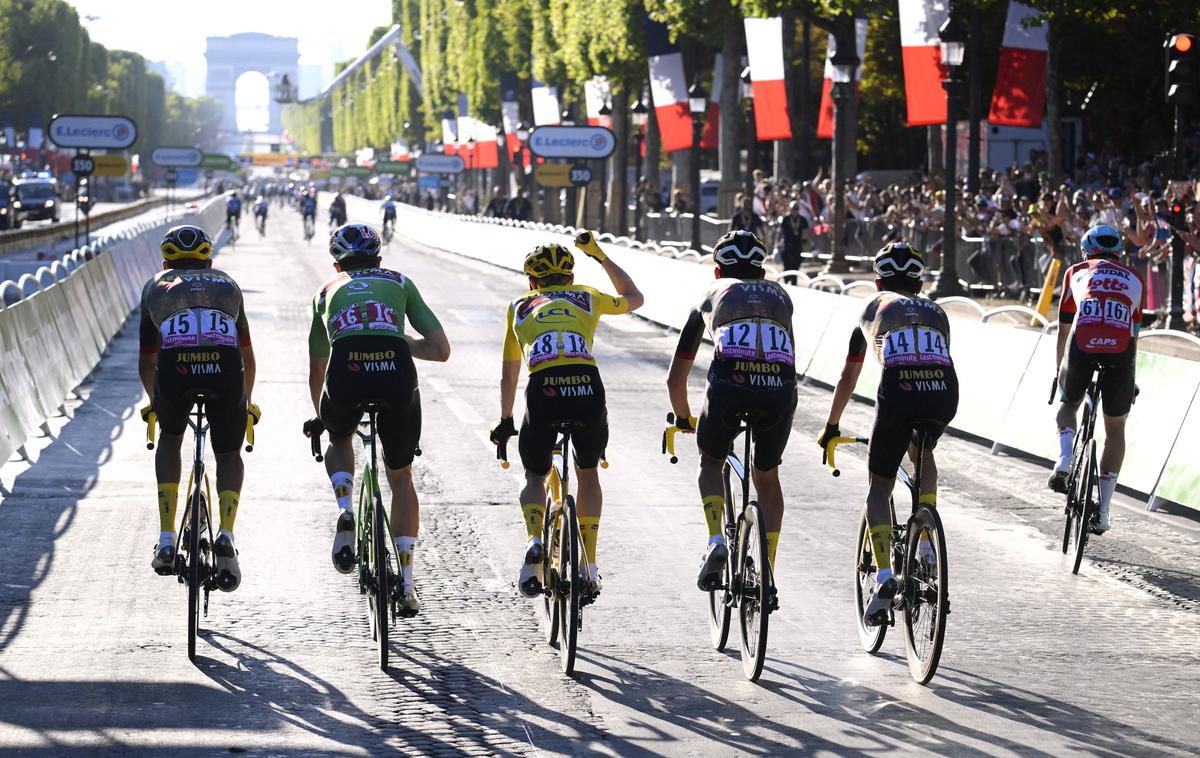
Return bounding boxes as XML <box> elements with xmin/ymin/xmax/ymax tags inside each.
<box><xmin>1069</xmin><ymin>440</ymin><xmax>1098</xmax><ymax>575</ymax></box>
<box><xmin>853</xmin><ymin>508</ymin><xmax>887</xmax><ymax>654</ymax></box>
<box><xmin>540</xmin><ymin>497</ymin><xmax>559</xmax><ymax>646</ymax></box>
<box><xmin>708</xmin><ymin>472</ymin><xmax>737</xmax><ymax>651</ymax></box>
<box><xmin>902</xmin><ymin>506</ymin><xmax>949</xmax><ymax>685</ymax></box>
<box><xmin>371</xmin><ymin>492</ymin><xmax>390</xmax><ymax>670</ymax></box>
<box><xmin>737</xmin><ymin>502</ymin><xmax>771</xmax><ymax>682</ymax></box>
<box><xmin>557</xmin><ymin>496</ymin><xmax>580</xmax><ymax>675</ymax></box>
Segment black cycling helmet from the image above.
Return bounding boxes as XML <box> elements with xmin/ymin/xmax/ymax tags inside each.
<box><xmin>160</xmin><ymin>225</ymin><xmax>213</xmax><ymax>262</ymax></box>
<box><xmin>712</xmin><ymin>230</ymin><xmax>767</xmax><ymax>276</ymax></box>
<box><xmin>329</xmin><ymin>222</ymin><xmax>382</xmax><ymax>263</ymax></box>
<box><xmin>872</xmin><ymin>242</ymin><xmax>925</xmax><ymax>280</ymax></box>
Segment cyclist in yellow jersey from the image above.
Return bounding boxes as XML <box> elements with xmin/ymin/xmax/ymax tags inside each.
<box><xmin>490</xmin><ymin>232</ymin><xmax>643</xmax><ymax>598</ymax></box>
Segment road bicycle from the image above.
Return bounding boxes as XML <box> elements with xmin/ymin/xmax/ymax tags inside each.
<box><xmin>224</xmin><ymin>215</ymin><xmax>240</xmax><ymax>246</ymax></box>
<box><xmin>825</xmin><ymin>427</ymin><xmax>950</xmax><ymax>685</ymax></box>
<box><xmin>497</xmin><ymin>423</ymin><xmax>601</xmax><ymax>676</ymax></box>
<box><xmin>664</xmin><ymin>412</ymin><xmax>776</xmax><ymax>682</ymax></box>
<box><xmin>303</xmin><ymin>214</ymin><xmax>315</xmax><ymax>243</ymax></box>
<box><xmin>309</xmin><ymin>402</ymin><xmax>412</xmax><ymax>671</ymax></box>
<box><xmin>381</xmin><ymin>220</ymin><xmax>394</xmax><ymax>245</ymax></box>
<box><xmin>255</xmin><ymin>213</ymin><xmax>266</xmax><ymax>237</ymax></box>
<box><xmin>145</xmin><ymin>392</ymin><xmax>255</xmax><ymax>662</ymax></box>
<box><xmin>1048</xmin><ymin>369</ymin><xmax>1107</xmax><ymax>575</ymax></box>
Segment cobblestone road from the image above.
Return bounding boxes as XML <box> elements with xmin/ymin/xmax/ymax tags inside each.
<box><xmin>0</xmin><ymin>205</ymin><xmax>1197</xmax><ymax>756</ymax></box>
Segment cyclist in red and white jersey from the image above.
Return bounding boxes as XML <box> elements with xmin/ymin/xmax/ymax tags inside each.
<box><xmin>1048</xmin><ymin>224</ymin><xmax>1150</xmax><ymax>532</ymax></box>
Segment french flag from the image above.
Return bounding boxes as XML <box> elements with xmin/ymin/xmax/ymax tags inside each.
<box><xmin>744</xmin><ymin>17</ymin><xmax>792</xmax><ymax>141</ymax></box>
<box><xmin>531</xmin><ymin>79</ymin><xmax>561</xmax><ymax>126</ymax></box>
<box><xmin>699</xmin><ymin>54</ymin><xmax>722</xmax><ymax>150</ymax></box>
<box><xmin>585</xmin><ymin>77</ymin><xmax>612</xmax><ymax>128</ymax></box>
<box><xmin>500</xmin><ymin>72</ymin><xmax>522</xmax><ymax>159</ymax></box>
<box><xmin>474</xmin><ymin>121</ymin><xmax>500</xmax><ymax>170</ymax></box>
<box><xmin>817</xmin><ymin>19</ymin><xmax>868</xmax><ymax>139</ymax></box>
<box><xmin>645</xmin><ymin>18</ymin><xmax>693</xmax><ymax>153</ymax></box>
<box><xmin>899</xmin><ymin>0</ymin><xmax>949</xmax><ymax>127</ymax></box>
<box><xmin>441</xmin><ymin>115</ymin><xmax>458</xmax><ymax>156</ymax></box>
<box><xmin>988</xmin><ymin>1</ymin><xmax>1047</xmax><ymax>128</ymax></box>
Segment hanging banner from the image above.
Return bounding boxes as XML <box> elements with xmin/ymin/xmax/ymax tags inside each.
<box><xmin>744</xmin><ymin>17</ymin><xmax>793</xmax><ymax>141</ymax></box>
<box><xmin>644</xmin><ymin>18</ymin><xmax>692</xmax><ymax>153</ymax></box>
<box><xmin>898</xmin><ymin>0</ymin><xmax>950</xmax><ymax>126</ymax></box>
<box><xmin>988</xmin><ymin>1</ymin><xmax>1047</xmax><ymax>128</ymax></box>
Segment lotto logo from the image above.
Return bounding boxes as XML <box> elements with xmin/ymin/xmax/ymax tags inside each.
<box><xmin>1091</xmin><ymin>277</ymin><xmax>1129</xmax><ymax>292</ymax></box>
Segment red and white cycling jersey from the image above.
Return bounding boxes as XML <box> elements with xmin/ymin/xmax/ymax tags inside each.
<box><xmin>1059</xmin><ymin>258</ymin><xmax>1145</xmax><ymax>354</ymax></box>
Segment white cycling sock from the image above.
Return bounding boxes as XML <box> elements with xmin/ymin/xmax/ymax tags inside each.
<box><xmin>1056</xmin><ymin>428</ymin><xmax>1075</xmax><ymax>472</ymax></box>
<box><xmin>395</xmin><ymin>536</ymin><xmax>416</xmax><ymax>587</ymax></box>
<box><xmin>330</xmin><ymin>472</ymin><xmax>353</xmax><ymax>511</ymax></box>
<box><xmin>589</xmin><ymin>562</ymin><xmax>599</xmax><ymax>579</ymax></box>
<box><xmin>708</xmin><ymin>534</ymin><xmax>725</xmax><ymax>548</ymax></box>
<box><xmin>1099</xmin><ymin>472</ymin><xmax>1118</xmax><ymax>512</ymax></box>
<box><xmin>218</xmin><ymin>528</ymin><xmax>235</xmax><ymax>543</ymax></box>
<box><xmin>159</xmin><ymin>530</ymin><xmax>175</xmax><ymax>549</ymax></box>
<box><xmin>875</xmin><ymin>567</ymin><xmax>893</xmax><ymax>584</ymax></box>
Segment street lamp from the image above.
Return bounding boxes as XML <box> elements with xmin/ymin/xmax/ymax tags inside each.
<box><xmin>740</xmin><ymin>65</ymin><xmax>755</xmax><ymax>197</ymax></box>
<box><xmin>824</xmin><ymin>14</ymin><xmax>860</xmax><ymax>274</ymax></box>
<box><xmin>929</xmin><ymin>7</ymin><xmax>969</xmax><ymax>298</ymax></box>
<box><xmin>514</xmin><ymin>121</ymin><xmax>531</xmax><ymax>217</ymax></box>
<box><xmin>631</xmin><ymin>99</ymin><xmax>648</xmax><ymax>240</ymax></box>
<box><xmin>687</xmin><ymin>81</ymin><xmax>708</xmax><ymax>253</ymax></box>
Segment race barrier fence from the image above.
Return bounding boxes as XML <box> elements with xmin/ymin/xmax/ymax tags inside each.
<box><xmin>0</xmin><ymin>197</ymin><xmax>227</xmax><ymax>466</ymax></box>
<box><xmin>355</xmin><ymin>196</ymin><xmax>1200</xmax><ymax>513</ymax></box>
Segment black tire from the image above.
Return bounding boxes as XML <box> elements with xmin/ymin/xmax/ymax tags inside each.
<box><xmin>854</xmin><ymin>508</ymin><xmax>887</xmax><ymax>654</ymax></box>
<box><xmin>558</xmin><ymin>496</ymin><xmax>580</xmax><ymax>675</ymax></box>
<box><xmin>708</xmin><ymin>468</ymin><xmax>736</xmax><ymax>651</ymax></box>
<box><xmin>902</xmin><ymin>506</ymin><xmax>949</xmax><ymax>685</ymax></box>
<box><xmin>541</xmin><ymin>496</ymin><xmax>559</xmax><ymax>646</ymax></box>
<box><xmin>737</xmin><ymin>502</ymin><xmax>771</xmax><ymax>682</ymax></box>
<box><xmin>1070</xmin><ymin>440</ymin><xmax>1097</xmax><ymax>575</ymax></box>
<box><xmin>372</xmin><ymin>492</ymin><xmax>389</xmax><ymax>670</ymax></box>
<box><xmin>187</xmin><ymin>490</ymin><xmax>204</xmax><ymax>662</ymax></box>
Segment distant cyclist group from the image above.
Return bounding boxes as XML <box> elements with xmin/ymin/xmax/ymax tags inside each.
<box><xmin>138</xmin><ymin>199</ymin><xmax>1145</xmax><ymax>672</ymax></box>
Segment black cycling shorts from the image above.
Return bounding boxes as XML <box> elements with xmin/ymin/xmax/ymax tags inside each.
<box><xmin>320</xmin><ymin>335</ymin><xmax>421</xmax><ymax>469</ymax></box>
<box><xmin>869</xmin><ymin>365</ymin><xmax>959</xmax><ymax>478</ymax></box>
<box><xmin>697</xmin><ymin>366</ymin><xmax>798</xmax><ymax>471</ymax></box>
<box><xmin>520</xmin><ymin>365</ymin><xmax>607</xmax><ymax>475</ymax></box>
<box><xmin>1058</xmin><ymin>343</ymin><xmax>1135</xmax><ymax>417</ymax></box>
<box><xmin>154</xmin><ymin>346</ymin><xmax>246</xmax><ymax>454</ymax></box>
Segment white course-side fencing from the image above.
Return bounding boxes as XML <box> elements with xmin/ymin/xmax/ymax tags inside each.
<box><xmin>357</xmin><ymin>196</ymin><xmax>1200</xmax><ymax>513</ymax></box>
<box><xmin>0</xmin><ymin>197</ymin><xmax>228</xmax><ymax>465</ymax></box>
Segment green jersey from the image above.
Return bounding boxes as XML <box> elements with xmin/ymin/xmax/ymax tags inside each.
<box><xmin>308</xmin><ymin>267</ymin><xmax>441</xmax><ymax>358</ymax></box>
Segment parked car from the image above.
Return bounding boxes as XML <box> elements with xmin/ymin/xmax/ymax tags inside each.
<box><xmin>13</xmin><ymin>176</ymin><xmax>60</xmax><ymax>223</ymax></box>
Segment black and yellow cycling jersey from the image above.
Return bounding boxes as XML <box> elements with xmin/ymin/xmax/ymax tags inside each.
<box><xmin>502</xmin><ymin>285</ymin><xmax>629</xmax><ymax>373</ymax></box>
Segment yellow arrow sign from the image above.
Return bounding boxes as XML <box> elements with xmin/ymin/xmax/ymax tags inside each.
<box><xmin>93</xmin><ymin>155</ymin><xmax>128</xmax><ymax>177</ymax></box>
<box><xmin>535</xmin><ymin>163</ymin><xmax>572</xmax><ymax>188</ymax></box>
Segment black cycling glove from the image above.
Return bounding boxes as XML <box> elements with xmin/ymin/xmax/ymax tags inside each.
<box><xmin>817</xmin><ymin>422</ymin><xmax>840</xmax><ymax>450</ymax></box>
<box><xmin>302</xmin><ymin>418</ymin><xmax>325</xmax><ymax>438</ymax></box>
<box><xmin>490</xmin><ymin>417</ymin><xmax>517</xmax><ymax>445</ymax></box>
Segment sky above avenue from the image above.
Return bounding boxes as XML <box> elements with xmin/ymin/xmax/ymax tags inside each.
<box><xmin>66</xmin><ymin>0</ymin><xmax>392</xmax><ymax>96</ymax></box>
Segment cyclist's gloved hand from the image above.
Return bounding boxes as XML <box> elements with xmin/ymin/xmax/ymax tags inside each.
<box><xmin>140</xmin><ymin>403</ymin><xmax>155</xmax><ymax>423</ymax></box>
<box><xmin>247</xmin><ymin>402</ymin><xmax>262</xmax><ymax>426</ymax></box>
<box><xmin>818</xmin><ymin>422</ymin><xmax>840</xmax><ymax>450</ymax></box>
<box><xmin>302</xmin><ymin>418</ymin><xmax>325</xmax><ymax>438</ymax></box>
<box><xmin>490</xmin><ymin>417</ymin><xmax>517</xmax><ymax>445</ymax></box>
<box><xmin>674</xmin><ymin>414</ymin><xmax>696</xmax><ymax>433</ymax></box>
<box><xmin>573</xmin><ymin>231</ymin><xmax>607</xmax><ymax>263</ymax></box>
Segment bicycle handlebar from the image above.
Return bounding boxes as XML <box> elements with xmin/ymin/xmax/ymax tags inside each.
<box><xmin>496</xmin><ymin>438</ymin><xmax>510</xmax><ymax>469</ymax></box>
<box><xmin>823</xmin><ymin>436</ymin><xmax>868</xmax><ymax>478</ymax></box>
<box><xmin>145</xmin><ymin>411</ymin><xmax>157</xmax><ymax>450</ymax></box>
<box><xmin>1048</xmin><ymin>375</ymin><xmax>1058</xmax><ymax>405</ymax></box>
<box><xmin>662</xmin><ymin>412</ymin><xmax>697</xmax><ymax>464</ymax></box>
<box><xmin>244</xmin><ymin>415</ymin><xmax>256</xmax><ymax>453</ymax></box>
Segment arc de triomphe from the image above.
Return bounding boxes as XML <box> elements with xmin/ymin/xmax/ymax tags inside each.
<box><xmin>205</xmin><ymin>33</ymin><xmax>299</xmax><ymax>133</ymax></box>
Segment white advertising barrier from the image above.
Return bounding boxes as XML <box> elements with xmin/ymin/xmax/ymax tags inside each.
<box><xmin>0</xmin><ymin>197</ymin><xmax>225</xmax><ymax>465</ymax></box>
<box><xmin>367</xmin><ymin>199</ymin><xmax>1200</xmax><ymax>510</ymax></box>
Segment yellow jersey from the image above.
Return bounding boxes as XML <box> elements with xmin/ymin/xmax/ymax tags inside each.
<box><xmin>502</xmin><ymin>285</ymin><xmax>629</xmax><ymax>373</ymax></box>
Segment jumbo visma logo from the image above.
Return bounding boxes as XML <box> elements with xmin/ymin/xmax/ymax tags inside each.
<box><xmin>346</xmin><ymin>350</ymin><xmax>397</xmax><ymax>373</ymax></box>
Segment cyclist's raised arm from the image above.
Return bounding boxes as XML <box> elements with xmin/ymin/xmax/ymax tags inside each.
<box><xmin>667</xmin><ymin>310</ymin><xmax>704</xmax><ymax>421</ymax></box>
<box><xmin>827</xmin><ymin>328</ymin><xmax>867</xmax><ymax>429</ymax></box>
<box><xmin>574</xmin><ymin>232</ymin><xmax>644</xmax><ymax>311</ymax></box>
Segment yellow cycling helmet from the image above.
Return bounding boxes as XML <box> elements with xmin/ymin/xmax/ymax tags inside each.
<box><xmin>523</xmin><ymin>243</ymin><xmax>574</xmax><ymax>279</ymax></box>
<box><xmin>160</xmin><ymin>225</ymin><xmax>214</xmax><ymax>262</ymax></box>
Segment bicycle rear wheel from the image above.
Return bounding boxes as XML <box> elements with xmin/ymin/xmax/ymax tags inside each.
<box><xmin>557</xmin><ymin>496</ymin><xmax>580</xmax><ymax>675</ymax></box>
<box><xmin>853</xmin><ymin>508</ymin><xmax>887</xmax><ymax>653</ymax></box>
<box><xmin>1069</xmin><ymin>440</ymin><xmax>1098</xmax><ymax>575</ymax></box>
<box><xmin>540</xmin><ymin>498</ymin><xmax>560</xmax><ymax>646</ymax></box>
<box><xmin>371</xmin><ymin>492</ymin><xmax>390</xmax><ymax>670</ymax></box>
<box><xmin>902</xmin><ymin>507</ymin><xmax>949</xmax><ymax>685</ymax></box>
<box><xmin>186</xmin><ymin>490</ymin><xmax>204</xmax><ymax>662</ymax></box>
<box><xmin>708</xmin><ymin>471</ymin><xmax>736</xmax><ymax>651</ymax></box>
<box><xmin>737</xmin><ymin>502</ymin><xmax>771</xmax><ymax>682</ymax></box>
